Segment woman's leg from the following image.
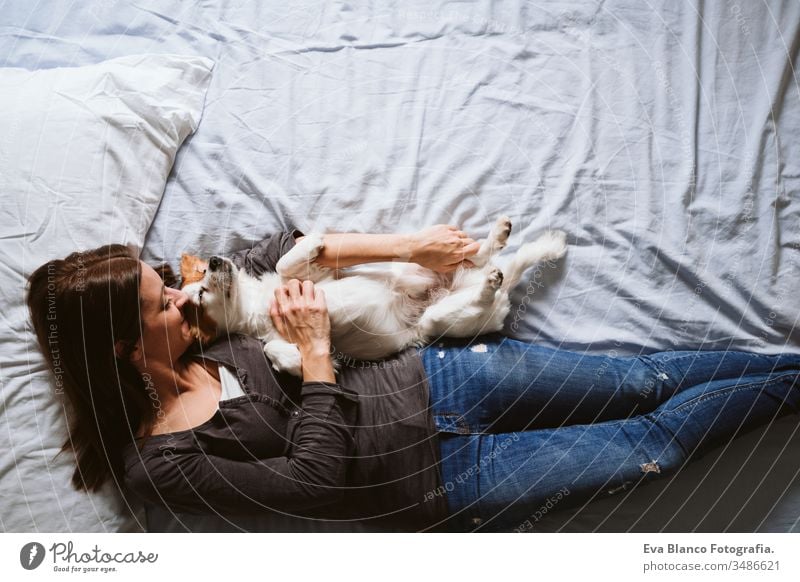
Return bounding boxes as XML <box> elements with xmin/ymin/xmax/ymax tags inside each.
<box><xmin>420</xmin><ymin>332</ymin><xmax>800</xmax><ymax>432</ymax></box>
<box><xmin>435</xmin><ymin>368</ymin><xmax>800</xmax><ymax>532</ymax></box>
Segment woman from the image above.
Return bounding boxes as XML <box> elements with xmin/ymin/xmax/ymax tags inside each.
<box><xmin>27</xmin><ymin>227</ymin><xmax>800</xmax><ymax>532</ymax></box>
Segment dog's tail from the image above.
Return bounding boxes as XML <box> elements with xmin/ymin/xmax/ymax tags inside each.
<box><xmin>500</xmin><ymin>231</ymin><xmax>567</xmax><ymax>294</ymax></box>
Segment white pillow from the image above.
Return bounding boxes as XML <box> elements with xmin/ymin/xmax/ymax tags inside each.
<box><xmin>0</xmin><ymin>54</ymin><xmax>213</xmax><ymax>532</ymax></box>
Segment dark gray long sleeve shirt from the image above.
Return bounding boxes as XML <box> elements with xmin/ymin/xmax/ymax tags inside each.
<box><xmin>122</xmin><ymin>230</ymin><xmax>449</xmax><ymax>531</ymax></box>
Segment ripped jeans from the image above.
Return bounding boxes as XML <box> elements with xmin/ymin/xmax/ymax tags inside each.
<box><xmin>418</xmin><ymin>333</ymin><xmax>800</xmax><ymax>532</ymax></box>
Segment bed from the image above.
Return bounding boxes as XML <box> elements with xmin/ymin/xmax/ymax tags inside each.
<box><xmin>2</xmin><ymin>0</ymin><xmax>798</xmax><ymax>533</ymax></box>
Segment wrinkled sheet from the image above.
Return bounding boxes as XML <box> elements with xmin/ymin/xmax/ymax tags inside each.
<box><xmin>2</xmin><ymin>0</ymin><xmax>799</xmax><ymax>532</ymax></box>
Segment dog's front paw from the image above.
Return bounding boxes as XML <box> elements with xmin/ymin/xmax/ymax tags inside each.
<box><xmin>472</xmin><ymin>216</ymin><xmax>513</xmax><ymax>268</ymax></box>
<box><xmin>263</xmin><ymin>340</ymin><xmax>303</xmax><ymax>377</ymax></box>
<box><xmin>276</xmin><ymin>232</ymin><xmax>327</xmax><ymax>279</ymax></box>
<box><xmin>297</xmin><ymin>233</ymin><xmax>325</xmax><ymax>261</ymax></box>
<box><xmin>491</xmin><ymin>215</ymin><xmax>512</xmax><ymax>248</ymax></box>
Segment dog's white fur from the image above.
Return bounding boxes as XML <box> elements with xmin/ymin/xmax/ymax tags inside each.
<box><xmin>183</xmin><ymin>217</ymin><xmax>567</xmax><ymax>376</ymax></box>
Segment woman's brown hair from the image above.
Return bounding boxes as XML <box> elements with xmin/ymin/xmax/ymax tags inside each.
<box><xmin>26</xmin><ymin>244</ymin><xmax>174</xmax><ymax>493</ymax></box>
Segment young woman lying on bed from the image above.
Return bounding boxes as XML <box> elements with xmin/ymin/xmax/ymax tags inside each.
<box><xmin>26</xmin><ymin>227</ymin><xmax>800</xmax><ymax>532</ymax></box>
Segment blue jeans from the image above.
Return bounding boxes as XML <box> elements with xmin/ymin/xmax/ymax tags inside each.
<box><xmin>418</xmin><ymin>333</ymin><xmax>800</xmax><ymax>532</ymax></box>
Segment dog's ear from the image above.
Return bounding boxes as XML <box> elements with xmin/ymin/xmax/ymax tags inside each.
<box><xmin>152</xmin><ymin>262</ymin><xmax>178</xmax><ymax>288</ymax></box>
<box><xmin>180</xmin><ymin>253</ymin><xmax>209</xmax><ymax>288</ymax></box>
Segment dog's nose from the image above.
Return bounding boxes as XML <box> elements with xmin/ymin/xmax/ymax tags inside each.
<box><xmin>209</xmin><ymin>256</ymin><xmax>222</xmax><ymax>271</ymax></box>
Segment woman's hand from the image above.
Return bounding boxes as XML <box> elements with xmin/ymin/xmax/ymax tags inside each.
<box><xmin>270</xmin><ymin>279</ymin><xmax>331</xmax><ymax>357</ymax></box>
<box><xmin>408</xmin><ymin>224</ymin><xmax>481</xmax><ymax>273</ymax></box>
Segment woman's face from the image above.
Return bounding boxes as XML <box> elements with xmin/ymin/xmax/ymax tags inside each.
<box><xmin>134</xmin><ymin>262</ymin><xmax>194</xmax><ymax>365</ymax></box>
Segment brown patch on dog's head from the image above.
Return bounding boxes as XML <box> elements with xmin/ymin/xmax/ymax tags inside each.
<box><xmin>180</xmin><ymin>253</ymin><xmax>209</xmax><ymax>286</ymax></box>
<box><xmin>179</xmin><ymin>253</ymin><xmax>218</xmax><ymax>345</ymax></box>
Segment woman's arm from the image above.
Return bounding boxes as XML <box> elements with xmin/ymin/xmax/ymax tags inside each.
<box><xmin>296</xmin><ymin>224</ymin><xmax>481</xmax><ymax>273</ymax></box>
<box><xmin>132</xmin><ymin>380</ymin><xmax>359</xmax><ymax>514</ymax></box>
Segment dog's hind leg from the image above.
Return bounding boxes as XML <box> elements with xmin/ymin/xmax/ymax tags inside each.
<box><xmin>477</xmin><ymin>267</ymin><xmax>504</xmax><ymax>304</ymax></box>
<box><xmin>500</xmin><ymin>231</ymin><xmax>567</xmax><ymax>293</ymax></box>
<box><xmin>416</xmin><ymin>267</ymin><xmax>506</xmax><ymax>338</ymax></box>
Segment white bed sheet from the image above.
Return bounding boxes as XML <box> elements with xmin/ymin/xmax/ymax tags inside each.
<box><xmin>2</xmin><ymin>0</ymin><xmax>798</xmax><ymax>532</ymax></box>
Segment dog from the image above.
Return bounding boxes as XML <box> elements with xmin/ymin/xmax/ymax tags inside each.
<box><xmin>180</xmin><ymin>217</ymin><xmax>567</xmax><ymax>376</ymax></box>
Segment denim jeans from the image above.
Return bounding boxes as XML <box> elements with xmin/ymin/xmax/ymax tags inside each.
<box><xmin>418</xmin><ymin>332</ymin><xmax>800</xmax><ymax>532</ymax></box>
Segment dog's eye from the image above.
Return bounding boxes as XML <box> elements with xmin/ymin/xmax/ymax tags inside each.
<box><xmin>198</xmin><ymin>287</ymin><xmax>206</xmax><ymax>302</ymax></box>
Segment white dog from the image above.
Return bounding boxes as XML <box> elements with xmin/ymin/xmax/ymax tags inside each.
<box><xmin>182</xmin><ymin>217</ymin><xmax>567</xmax><ymax>376</ymax></box>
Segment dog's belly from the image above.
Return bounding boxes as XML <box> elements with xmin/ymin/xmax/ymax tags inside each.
<box><xmin>318</xmin><ymin>277</ymin><xmax>421</xmax><ymax>361</ymax></box>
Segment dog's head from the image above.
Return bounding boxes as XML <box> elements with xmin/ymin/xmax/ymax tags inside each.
<box><xmin>179</xmin><ymin>253</ymin><xmax>240</xmax><ymax>345</ymax></box>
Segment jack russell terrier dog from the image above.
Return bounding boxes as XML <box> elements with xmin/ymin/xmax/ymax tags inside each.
<box><xmin>181</xmin><ymin>217</ymin><xmax>567</xmax><ymax>376</ymax></box>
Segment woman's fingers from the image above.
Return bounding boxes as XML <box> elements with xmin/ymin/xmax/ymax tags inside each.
<box><xmin>302</xmin><ymin>280</ymin><xmax>315</xmax><ymax>302</ymax></box>
<box><xmin>286</xmin><ymin>278</ymin><xmax>302</xmax><ymax>299</ymax></box>
<box><xmin>269</xmin><ymin>299</ymin><xmax>288</xmax><ymax>337</ymax></box>
<box><xmin>273</xmin><ymin>286</ymin><xmax>283</xmax><ymax>307</ymax></box>
<box><xmin>314</xmin><ymin>286</ymin><xmax>326</xmax><ymax>310</ymax></box>
<box><xmin>450</xmin><ymin>229</ymin><xmax>476</xmax><ymax>248</ymax></box>
<box><xmin>274</xmin><ymin>279</ymin><xmax>318</xmax><ymax>312</ymax></box>
<box><xmin>272</xmin><ymin>289</ymin><xmax>287</xmax><ymax>317</ymax></box>
<box><xmin>462</xmin><ymin>240</ymin><xmax>480</xmax><ymax>256</ymax></box>
<box><xmin>274</xmin><ymin>285</ymin><xmax>288</xmax><ymax>310</ymax></box>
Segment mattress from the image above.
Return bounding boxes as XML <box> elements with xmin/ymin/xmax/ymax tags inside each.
<box><xmin>1</xmin><ymin>0</ymin><xmax>798</xmax><ymax>532</ymax></box>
